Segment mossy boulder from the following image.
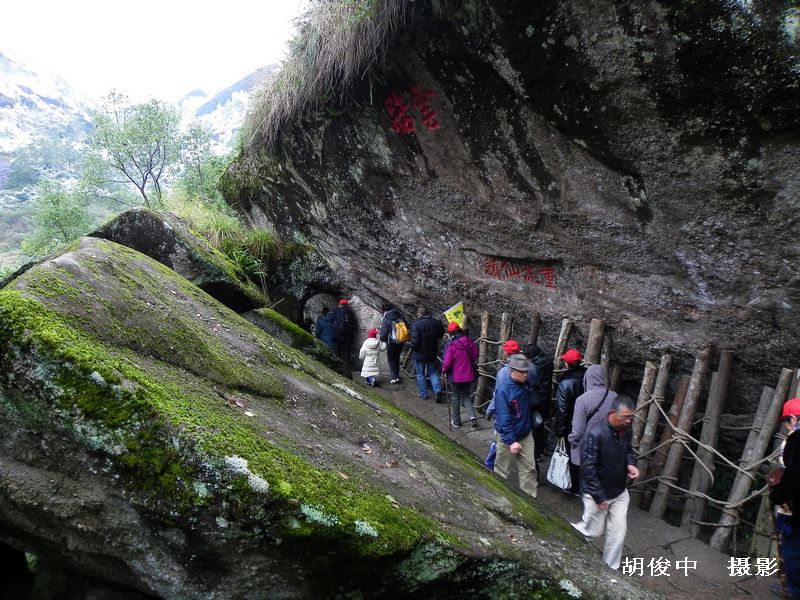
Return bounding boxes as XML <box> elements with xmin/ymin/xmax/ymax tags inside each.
<box><xmin>0</xmin><ymin>237</ymin><xmax>657</xmax><ymax>599</ymax></box>
<box><xmin>91</xmin><ymin>208</ymin><xmax>266</xmax><ymax>312</ymax></box>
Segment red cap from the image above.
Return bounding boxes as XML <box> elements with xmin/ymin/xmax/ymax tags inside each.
<box><xmin>339</xmin><ymin>299</ymin><xmax>348</xmax><ymax>305</ymax></box>
<box><xmin>367</xmin><ymin>328</ymin><xmax>378</xmax><ymax>338</ymax></box>
<box><xmin>561</xmin><ymin>348</ymin><xmax>583</xmax><ymax>364</ymax></box>
<box><xmin>781</xmin><ymin>397</ymin><xmax>800</xmax><ymax>421</ymax></box>
<box><xmin>447</xmin><ymin>321</ymin><xmax>461</xmax><ymax>333</ymax></box>
<box><xmin>503</xmin><ymin>340</ymin><xmax>521</xmax><ymax>355</ymax></box>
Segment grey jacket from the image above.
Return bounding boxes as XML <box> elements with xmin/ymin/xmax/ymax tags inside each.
<box><xmin>568</xmin><ymin>365</ymin><xmax>617</xmax><ymax>464</ymax></box>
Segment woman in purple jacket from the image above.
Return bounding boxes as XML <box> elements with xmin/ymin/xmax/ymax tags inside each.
<box><xmin>441</xmin><ymin>322</ymin><xmax>480</xmax><ymax>428</ymax></box>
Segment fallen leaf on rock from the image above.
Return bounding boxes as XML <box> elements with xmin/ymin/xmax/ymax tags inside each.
<box><xmin>362</xmin><ymin>444</ymin><xmax>373</xmax><ymax>454</ymax></box>
<box><xmin>244</xmin><ymin>411</ymin><xmax>254</xmax><ymax>417</ymax></box>
<box><xmin>337</xmin><ymin>472</ymin><xmax>349</xmax><ymax>479</ymax></box>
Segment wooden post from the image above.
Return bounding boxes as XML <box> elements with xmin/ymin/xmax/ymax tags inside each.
<box><xmin>495</xmin><ymin>312</ymin><xmax>513</xmax><ymax>362</ymax></box>
<box><xmin>631</xmin><ymin>354</ymin><xmax>672</xmax><ymax>507</ymax></box>
<box><xmin>610</xmin><ymin>364</ymin><xmax>623</xmax><ymax>392</ymax></box>
<box><xmin>641</xmin><ymin>374</ymin><xmax>690</xmax><ymax>511</ymax></box>
<box><xmin>709</xmin><ymin>368</ymin><xmax>794</xmax><ymax>550</ymax></box>
<box><xmin>789</xmin><ymin>367</ymin><xmax>800</xmax><ymax>400</ymax></box>
<box><xmin>650</xmin><ymin>347</ymin><xmax>713</xmax><ymax>519</ymax></box>
<box><xmin>600</xmin><ymin>335</ymin><xmax>612</xmax><ymax>377</ymax></box>
<box><xmin>474</xmin><ymin>312</ymin><xmax>491</xmax><ymax>406</ymax></box>
<box><xmin>584</xmin><ymin>318</ymin><xmax>605</xmax><ymax>365</ymax></box>
<box><xmin>681</xmin><ymin>350</ymin><xmax>733</xmax><ymax>534</ymax></box>
<box><xmin>749</xmin><ymin>434</ymin><xmax>785</xmax><ymax>558</ymax></box>
<box><xmin>528</xmin><ymin>313</ymin><xmax>541</xmax><ymax>346</ymax></box>
<box><xmin>632</xmin><ymin>361</ymin><xmax>658</xmax><ymax>451</ymax></box>
<box><xmin>552</xmin><ymin>318</ymin><xmax>572</xmax><ymax>372</ymax></box>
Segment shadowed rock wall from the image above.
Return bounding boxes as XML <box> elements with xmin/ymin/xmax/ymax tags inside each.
<box><xmin>225</xmin><ymin>0</ymin><xmax>800</xmax><ymax>411</ymax></box>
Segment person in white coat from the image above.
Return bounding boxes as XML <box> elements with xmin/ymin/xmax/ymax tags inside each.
<box><xmin>359</xmin><ymin>328</ymin><xmax>386</xmax><ymax>387</ymax></box>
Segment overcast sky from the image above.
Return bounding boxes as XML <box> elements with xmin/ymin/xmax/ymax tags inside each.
<box><xmin>1</xmin><ymin>0</ymin><xmax>308</xmax><ymax>101</ymax></box>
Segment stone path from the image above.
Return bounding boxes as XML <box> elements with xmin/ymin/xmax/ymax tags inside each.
<box><xmin>364</xmin><ymin>373</ymin><xmax>779</xmax><ymax>600</ymax></box>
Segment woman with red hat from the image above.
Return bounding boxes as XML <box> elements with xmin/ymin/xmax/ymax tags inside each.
<box><xmin>554</xmin><ymin>348</ymin><xmax>586</xmax><ymax>494</ymax></box>
<box><xmin>441</xmin><ymin>322</ymin><xmax>480</xmax><ymax>428</ymax></box>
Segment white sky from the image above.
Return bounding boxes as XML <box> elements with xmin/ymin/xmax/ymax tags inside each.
<box><xmin>0</xmin><ymin>0</ymin><xmax>308</xmax><ymax>101</ymax></box>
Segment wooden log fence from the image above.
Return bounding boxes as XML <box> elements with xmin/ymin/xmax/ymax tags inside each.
<box><xmin>649</xmin><ymin>346</ymin><xmax>712</xmax><ymax>518</ymax></box>
<box><xmin>630</xmin><ymin>354</ymin><xmax>672</xmax><ymax>507</ymax></box>
<box><xmin>451</xmin><ymin>308</ymin><xmax>793</xmax><ymax>552</ymax></box>
<box><xmin>584</xmin><ymin>318</ymin><xmax>605</xmax><ymax>365</ymax></box>
<box><xmin>681</xmin><ymin>349</ymin><xmax>732</xmax><ymax>534</ymax></box>
<box><xmin>709</xmin><ymin>368</ymin><xmax>793</xmax><ymax>550</ymax></box>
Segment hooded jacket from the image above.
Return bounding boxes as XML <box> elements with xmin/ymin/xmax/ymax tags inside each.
<box><xmin>568</xmin><ymin>365</ymin><xmax>617</xmax><ymax>465</ymax></box>
<box><xmin>359</xmin><ymin>337</ymin><xmax>386</xmax><ymax>378</ymax></box>
<box><xmin>441</xmin><ymin>332</ymin><xmax>479</xmax><ymax>384</ymax></box>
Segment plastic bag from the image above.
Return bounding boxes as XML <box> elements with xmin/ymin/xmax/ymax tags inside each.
<box><xmin>546</xmin><ymin>438</ymin><xmax>572</xmax><ymax>490</ymax></box>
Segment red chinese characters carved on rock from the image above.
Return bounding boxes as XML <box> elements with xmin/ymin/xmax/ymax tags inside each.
<box><xmin>384</xmin><ymin>84</ymin><xmax>441</xmax><ymax>134</ymax></box>
<box><xmin>483</xmin><ymin>257</ymin><xmax>557</xmax><ymax>289</ymax></box>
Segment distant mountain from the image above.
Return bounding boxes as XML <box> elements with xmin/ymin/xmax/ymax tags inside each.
<box><xmin>177</xmin><ymin>64</ymin><xmax>279</xmax><ymax>154</ymax></box>
<box><xmin>0</xmin><ymin>51</ymin><xmax>95</xmax><ymax>154</ymax></box>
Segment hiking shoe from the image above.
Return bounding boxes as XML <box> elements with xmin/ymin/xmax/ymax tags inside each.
<box><xmin>390</xmin><ymin>378</ymin><xmax>400</xmax><ymax>384</ymax></box>
<box><xmin>435</xmin><ymin>392</ymin><xmax>446</xmax><ymax>403</ymax></box>
<box><xmin>450</xmin><ymin>420</ymin><xmax>461</xmax><ymax>428</ymax></box>
<box><xmin>470</xmin><ymin>418</ymin><xmax>478</xmax><ymax>428</ymax></box>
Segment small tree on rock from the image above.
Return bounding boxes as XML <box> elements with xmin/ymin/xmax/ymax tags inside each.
<box><xmin>85</xmin><ymin>92</ymin><xmax>182</xmax><ymax>208</ymax></box>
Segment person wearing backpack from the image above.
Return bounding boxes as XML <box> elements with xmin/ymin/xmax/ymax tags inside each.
<box><xmin>331</xmin><ymin>298</ymin><xmax>356</xmax><ymax>372</ymax></box>
<box><xmin>410</xmin><ymin>306</ymin><xmax>445</xmax><ymax>401</ymax></box>
<box><xmin>378</xmin><ymin>302</ymin><xmax>409</xmax><ymax>384</ymax></box>
<box><xmin>568</xmin><ymin>365</ymin><xmax>617</xmax><ymax>484</ymax></box>
<box><xmin>441</xmin><ymin>322</ymin><xmax>480</xmax><ymax>428</ymax></box>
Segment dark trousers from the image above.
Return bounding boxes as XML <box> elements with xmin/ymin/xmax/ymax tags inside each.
<box><xmin>333</xmin><ymin>339</ymin><xmax>352</xmax><ymax>372</ymax></box>
<box><xmin>386</xmin><ymin>342</ymin><xmax>402</xmax><ymax>379</ymax></box>
<box><xmin>778</xmin><ymin>514</ymin><xmax>800</xmax><ymax>599</ymax></box>
<box><xmin>561</xmin><ymin>436</ymin><xmax>581</xmax><ymax>493</ymax></box>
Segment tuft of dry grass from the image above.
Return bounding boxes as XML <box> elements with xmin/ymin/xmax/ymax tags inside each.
<box><xmin>242</xmin><ymin>0</ymin><xmax>412</xmax><ymax>151</ymax></box>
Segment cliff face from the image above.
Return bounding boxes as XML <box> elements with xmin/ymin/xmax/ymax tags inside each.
<box><xmin>225</xmin><ymin>0</ymin><xmax>800</xmax><ymax>408</ymax></box>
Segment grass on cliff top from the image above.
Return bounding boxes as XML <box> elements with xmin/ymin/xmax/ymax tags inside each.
<box><xmin>242</xmin><ymin>0</ymin><xmax>409</xmax><ymax>150</ymax></box>
<box><xmin>0</xmin><ymin>289</ymin><xmax>451</xmax><ymax>556</ymax></box>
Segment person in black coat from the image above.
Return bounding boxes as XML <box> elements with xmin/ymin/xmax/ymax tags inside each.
<box><xmin>571</xmin><ymin>395</ymin><xmax>639</xmax><ymax>570</ymax></box>
<box><xmin>410</xmin><ymin>305</ymin><xmax>445</xmax><ymax>401</ymax></box>
<box><xmin>771</xmin><ymin>397</ymin><xmax>800</xmax><ymax>600</ymax></box>
<box><xmin>331</xmin><ymin>299</ymin><xmax>356</xmax><ymax>372</ymax></box>
<box><xmin>554</xmin><ymin>348</ymin><xmax>586</xmax><ymax>494</ymax></box>
<box><xmin>378</xmin><ymin>302</ymin><xmax>408</xmax><ymax>384</ymax></box>
<box><xmin>527</xmin><ymin>344</ymin><xmax>554</xmax><ymax>461</ymax></box>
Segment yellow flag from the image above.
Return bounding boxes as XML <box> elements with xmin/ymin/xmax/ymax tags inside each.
<box><xmin>443</xmin><ymin>301</ymin><xmax>465</xmax><ymax>328</ymax></box>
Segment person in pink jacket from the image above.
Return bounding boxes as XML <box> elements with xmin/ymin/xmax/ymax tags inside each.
<box><xmin>441</xmin><ymin>322</ymin><xmax>480</xmax><ymax>428</ymax></box>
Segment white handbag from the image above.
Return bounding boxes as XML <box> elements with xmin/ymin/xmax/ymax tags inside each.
<box><xmin>546</xmin><ymin>438</ymin><xmax>572</xmax><ymax>491</ymax></box>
